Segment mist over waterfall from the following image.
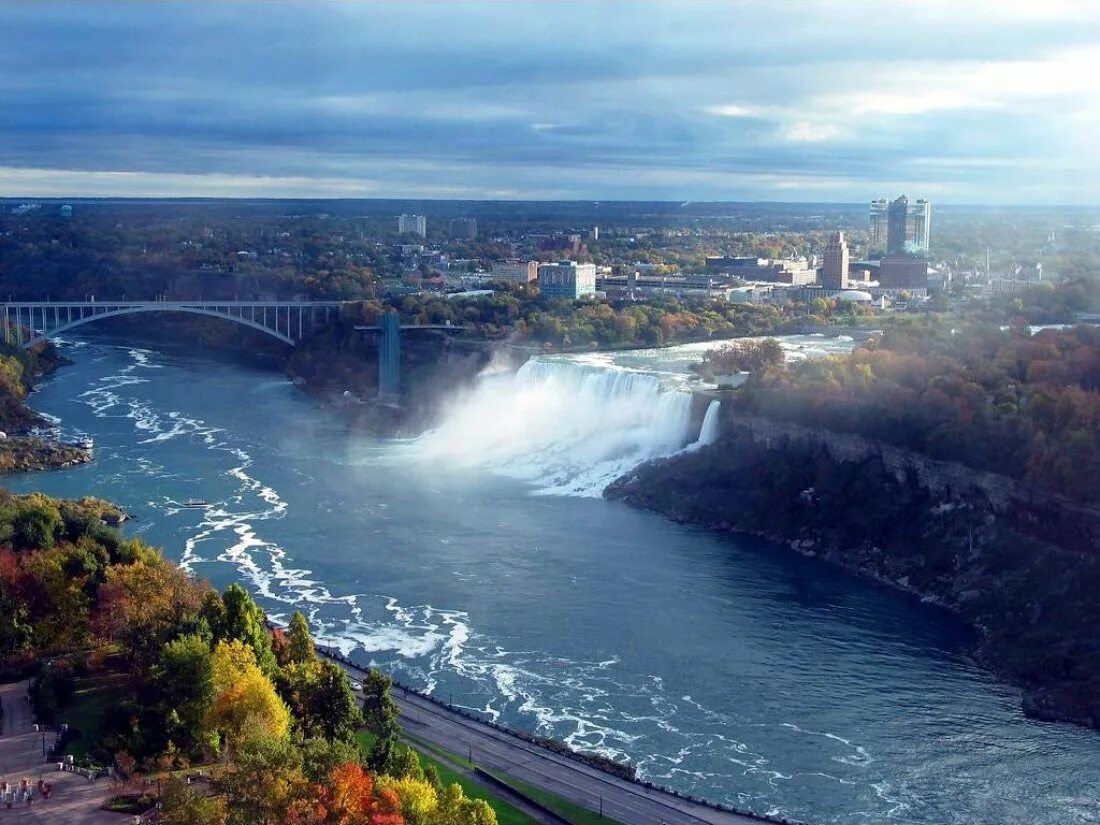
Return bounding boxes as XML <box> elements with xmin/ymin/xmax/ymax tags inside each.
<box><xmin>414</xmin><ymin>356</ymin><xmax>705</xmax><ymax>496</ymax></box>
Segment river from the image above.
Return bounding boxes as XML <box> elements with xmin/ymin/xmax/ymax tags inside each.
<box><xmin>8</xmin><ymin>333</ymin><xmax>1099</xmax><ymax>825</ymax></box>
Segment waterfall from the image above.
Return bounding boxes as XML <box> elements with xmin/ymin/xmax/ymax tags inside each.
<box><xmin>691</xmin><ymin>399</ymin><xmax>722</xmax><ymax>449</ymax></box>
<box><xmin>414</xmin><ymin>356</ymin><xmax>706</xmax><ymax>496</ymax></box>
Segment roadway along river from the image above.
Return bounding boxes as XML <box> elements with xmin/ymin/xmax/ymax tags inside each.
<box><xmin>8</xmin><ymin>334</ymin><xmax>1099</xmax><ymax>825</ymax></box>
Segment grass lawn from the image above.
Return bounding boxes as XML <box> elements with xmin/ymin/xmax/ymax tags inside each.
<box><xmin>356</xmin><ymin>730</ymin><xmax>537</xmax><ymax>825</ymax></box>
<box><xmin>485</xmin><ymin>767</ymin><xmax>625</xmax><ymax>825</ymax></box>
<box><xmin>62</xmin><ymin>670</ymin><xmax>128</xmax><ymax>761</ymax></box>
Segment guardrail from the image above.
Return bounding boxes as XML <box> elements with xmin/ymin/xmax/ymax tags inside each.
<box><xmin>474</xmin><ymin>766</ymin><xmax>575</xmax><ymax>825</ymax></box>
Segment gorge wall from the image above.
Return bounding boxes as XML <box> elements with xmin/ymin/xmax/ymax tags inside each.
<box><xmin>606</xmin><ymin>411</ymin><xmax>1100</xmax><ymax>729</ymax></box>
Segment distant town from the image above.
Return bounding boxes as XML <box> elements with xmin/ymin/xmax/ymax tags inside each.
<box><xmin>0</xmin><ymin>197</ymin><xmax>1065</xmax><ymax>317</ymax></box>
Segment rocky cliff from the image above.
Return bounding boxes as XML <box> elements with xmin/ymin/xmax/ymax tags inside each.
<box><xmin>606</xmin><ymin>412</ymin><xmax>1100</xmax><ymax>729</ymax></box>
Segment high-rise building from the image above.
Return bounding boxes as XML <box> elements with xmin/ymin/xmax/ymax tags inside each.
<box><xmin>821</xmin><ymin>231</ymin><xmax>850</xmax><ymax>290</ymax></box>
<box><xmin>908</xmin><ymin>199</ymin><xmax>931</xmax><ymax>255</ymax></box>
<box><xmin>537</xmin><ymin>261</ymin><xmax>597</xmax><ymax>299</ymax></box>
<box><xmin>449</xmin><ymin>218</ymin><xmax>477</xmax><ymax>240</ymax></box>
<box><xmin>873</xmin><ymin>195</ymin><xmax>932</xmax><ymax>255</ymax></box>
<box><xmin>887</xmin><ymin>195</ymin><xmax>909</xmax><ymax>255</ymax></box>
<box><xmin>869</xmin><ymin>199</ymin><xmax>888</xmax><ymax>249</ymax></box>
<box><xmin>398</xmin><ymin>214</ymin><xmax>427</xmax><ymax>237</ymax></box>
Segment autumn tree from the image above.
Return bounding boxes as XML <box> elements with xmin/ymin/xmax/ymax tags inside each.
<box><xmin>206</xmin><ymin>640</ymin><xmax>290</xmax><ymax>753</ymax></box>
<box><xmin>94</xmin><ymin>556</ymin><xmax>206</xmax><ymax>667</ymax></box>
<box><xmin>314</xmin><ymin>762</ymin><xmax>403</xmax><ymax>825</ymax></box>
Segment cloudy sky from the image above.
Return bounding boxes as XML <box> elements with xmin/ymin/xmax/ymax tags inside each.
<box><xmin>2</xmin><ymin>1</ymin><xmax>1099</xmax><ymax>203</ymax></box>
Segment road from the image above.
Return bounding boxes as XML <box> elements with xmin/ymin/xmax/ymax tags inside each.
<box><xmin>331</xmin><ymin>657</ymin><xmax>774</xmax><ymax>825</ymax></box>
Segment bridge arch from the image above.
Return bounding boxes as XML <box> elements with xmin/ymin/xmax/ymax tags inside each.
<box><xmin>2</xmin><ymin>301</ymin><xmax>345</xmax><ymax>350</ymax></box>
<box><xmin>19</xmin><ymin>305</ymin><xmax>296</xmax><ymax>349</ymax></box>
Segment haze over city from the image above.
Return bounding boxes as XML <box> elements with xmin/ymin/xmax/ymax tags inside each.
<box><xmin>3</xmin><ymin>1</ymin><xmax>1100</xmax><ymax>202</ymax></box>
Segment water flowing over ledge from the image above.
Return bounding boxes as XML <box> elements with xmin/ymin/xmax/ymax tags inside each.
<box><xmin>413</xmin><ymin>355</ymin><xmax>712</xmax><ymax>496</ymax></box>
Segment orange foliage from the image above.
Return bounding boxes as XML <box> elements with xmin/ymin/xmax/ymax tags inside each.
<box><xmin>315</xmin><ymin>762</ymin><xmax>404</xmax><ymax>825</ymax></box>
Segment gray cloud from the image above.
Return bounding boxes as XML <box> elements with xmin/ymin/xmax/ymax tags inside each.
<box><xmin>1</xmin><ymin>1</ymin><xmax>1098</xmax><ymax>202</ymax></box>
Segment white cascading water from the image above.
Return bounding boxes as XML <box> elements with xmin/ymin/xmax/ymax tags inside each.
<box><xmin>690</xmin><ymin>399</ymin><xmax>722</xmax><ymax>449</ymax></box>
<box><xmin>413</xmin><ymin>356</ymin><xmax>706</xmax><ymax>496</ymax></box>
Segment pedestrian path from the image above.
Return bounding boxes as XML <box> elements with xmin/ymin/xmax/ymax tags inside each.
<box><xmin>0</xmin><ymin>681</ymin><xmax>121</xmax><ymax>824</ymax></box>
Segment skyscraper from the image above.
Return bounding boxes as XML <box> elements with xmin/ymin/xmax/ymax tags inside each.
<box><xmin>909</xmin><ymin>199</ymin><xmax>931</xmax><ymax>255</ymax></box>
<box><xmin>869</xmin><ymin>199</ymin><xmax>888</xmax><ymax>249</ymax></box>
<box><xmin>821</xmin><ymin>231</ymin><xmax>850</xmax><ymax>290</ymax></box>
<box><xmin>887</xmin><ymin>195</ymin><xmax>909</xmax><ymax>255</ymax></box>
<box><xmin>874</xmin><ymin>195</ymin><xmax>932</xmax><ymax>256</ymax></box>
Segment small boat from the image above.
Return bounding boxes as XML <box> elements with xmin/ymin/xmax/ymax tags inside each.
<box><xmin>77</xmin><ymin>437</ymin><xmax>94</xmax><ymax>450</ymax></box>
<box><xmin>183</xmin><ymin>499</ymin><xmax>211</xmax><ymax>508</ymax></box>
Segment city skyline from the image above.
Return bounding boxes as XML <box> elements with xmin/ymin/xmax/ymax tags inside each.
<box><xmin>1</xmin><ymin>2</ymin><xmax>1099</xmax><ymax>204</ymax></box>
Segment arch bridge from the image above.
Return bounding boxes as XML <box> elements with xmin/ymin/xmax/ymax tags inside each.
<box><xmin>1</xmin><ymin>300</ymin><xmax>344</xmax><ymax>349</ymax></box>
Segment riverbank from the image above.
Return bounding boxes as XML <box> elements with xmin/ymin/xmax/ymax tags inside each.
<box><xmin>0</xmin><ymin>342</ymin><xmax>91</xmax><ymax>474</ymax></box>
<box><xmin>605</xmin><ymin>412</ymin><xmax>1100</xmax><ymax>731</ymax></box>
<box><xmin>0</xmin><ymin>436</ymin><xmax>91</xmax><ymax>474</ymax></box>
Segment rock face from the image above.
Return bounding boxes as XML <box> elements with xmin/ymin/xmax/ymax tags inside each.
<box><xmin>0</xmin><ymin>437</ymin><xmax>91</xmax><ymax>474</ymax></box>
<box><xmin>606</xmin><ymin>413</ymin><xmax>1100</xmax><ymax>730</ymax></box>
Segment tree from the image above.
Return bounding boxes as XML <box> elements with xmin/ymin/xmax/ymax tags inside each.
<box><xmin>379</xmin><ymin>775</ymin><xmax>437</xmax><ymax>825</ymax></box>
<box><xmin>9</xmin><ymin>494</ymin><xmax>62</xmax><ymax>552</ymax></box>
<box><xmin>280</xmin><ymin>659</ymin><xmax>362</xmax><ymax>743</ymax></box>
<box><xmin>691</xmin><ymin>338</ymin><xmax>785</xmax><ymax>381</ymax></box>
<box><xmin>206</xmin><ymin>640</ymin><xmax>290</xmax><ymax>753</ymax></box>
<box><xmin>218</xmin><ymin>584</ymin><xmax>277</xmax><ymax>675</ymax></box>
<box><xmin>361</xmin><ymin>669</ymin><xmax>399</xmax><ymax>735</ymax></box>
<box><xmin>155</xmin><ymin>634</ymin><xmax>215</xmax><ymax>754</ymax></box>
<box><xmin>286</xmin><ymin>611</ymin><xmax>316</xmax><ymax>665</ymax></box>
<box><xmin>218</xmin><ymin>731</ymin><xmax>311</xmax><ymax>825</ymax></box>
<box><xmin>94</xmin><ymin>557</ymin><xmax>206</xmax><ymax>666</ymax></box>
<box><xmin>160</xmin><ymin>776</ymin><xmax>227</xmax><ymax>825</ymax></box>
<box><xmin>316</xmin><ymin>762</ymin><xmax>404</xmax><ymax>825</ymax></box>
<box><xmin>436</xmin><ymin>783</ymin><xmax>498</xmax><ymax>825</ymax></box>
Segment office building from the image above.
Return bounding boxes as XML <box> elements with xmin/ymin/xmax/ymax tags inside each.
<box><xmin>398</xmin><ymin>214</ymin><xmax>427</xmax><ymax>237</ymax></box>
<box><xmin>537</xmin><ymin>261</ymin><xmax>597</xmax><ymax>299</ymax></box>
<box><xmin>869</xmin><ymin>199</ymin><xmax>888</xmax><ymax>249</ymax></box>
<box><xmin>491</xmin><ymin>260</ymin><xmax>539</xmax><ymax>284</ymax></box>
<box><xmin>821</xmin><ymin>231</ymin><xmax>850</xmax><ymax>290</ymax></box>
<box><xmin>449</xmin><ymin>218</ymin><xmax>477</xmax><ymax>240</ymax></box>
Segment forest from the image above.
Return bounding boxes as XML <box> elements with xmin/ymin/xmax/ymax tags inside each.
<box><xmin>736</xmin><ymin>320</ymin><xmax>1100</xmax><ymax>500</ymax></box>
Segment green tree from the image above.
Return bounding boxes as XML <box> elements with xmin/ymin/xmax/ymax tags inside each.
<box><xmin>160</xmin><ymin>776</ymin><xmax>227</xmax><ymax>825</ymax></box>
<box><xmin>218</xmin><ymin>584</ymin><xmax>277</xmax><ymax>675</ymax></box>
<box><xmin>155</xmin><ymin>633</ymin><xmax>215</xmax><ymax>754</ymax></box>
<box><xmin>286</xmin><ymin>611</ymin><xmax>315</xmax><ymax>665</ymax></box>
<box><xmin>361</xmin><ymin>669</ymin><xmax>399</xmax><ymax>735</ymax></box>
<box><xmin>218</xmin><ymin>731</ymin><xmax>310</xmax><ymax>825</ymax></box>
